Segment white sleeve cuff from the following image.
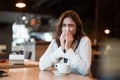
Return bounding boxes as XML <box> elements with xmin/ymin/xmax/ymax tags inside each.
<box><xmin>63</xmin><ymin>48</ymin><xmax>77</xmax><ymax>60</ymax></box>
<box><xmin>49</xmin><ymin>47</ymin><xmax>64</xmax><ymax>62</ymax></box>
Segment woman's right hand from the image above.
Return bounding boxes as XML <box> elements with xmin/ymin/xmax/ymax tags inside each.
<box><xmin>60</xmin><ymin>30</ymin><xmax>66</xmax><ymax>50</ymax></box>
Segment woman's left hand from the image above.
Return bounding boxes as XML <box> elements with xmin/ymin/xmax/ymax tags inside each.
<box><xmin>65</xmin><ymin>30</ymin><xmax>74</xmax><ymax>50</ymax></box>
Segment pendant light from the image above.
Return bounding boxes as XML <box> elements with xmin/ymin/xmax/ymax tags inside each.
<box><xmin>16</xmin><ymin>1</ymin><xmax>26</xmax><ymax>8</ymax></box>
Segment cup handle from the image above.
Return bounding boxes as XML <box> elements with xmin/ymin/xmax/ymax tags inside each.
<box><xmin>54</xmin><ymin>64</ymin><xmax>58</xmax><ymax>69</ymax></box>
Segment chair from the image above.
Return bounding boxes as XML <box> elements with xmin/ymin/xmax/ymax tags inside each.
<box><xmin>91</xmin><ymin>58</ymin><xmax>102</xmax><ymax>80</ymax></box>
<box><xmin>25</xmin><ymin>52</ymin><xmax>32</xmax><ymax>59</ymax></box>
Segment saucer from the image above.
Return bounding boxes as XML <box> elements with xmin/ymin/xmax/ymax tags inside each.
<box><xmin>52</xmin><ymin>70</ymin><xmax>70</xmax><ymax>76</ymax></box>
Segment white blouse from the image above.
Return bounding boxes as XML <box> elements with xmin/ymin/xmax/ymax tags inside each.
<box><xmin>39</xmin><ymin>36</ymin><xmax>92</xmax><ymax>75</ymax></box>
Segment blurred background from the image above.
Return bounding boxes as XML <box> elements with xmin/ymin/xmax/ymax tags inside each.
<box><xmin>0</xmin><ymin>0</ymin><xmax>120</xmax><ymax>51</ymax></box>
<box><xmin>0</xmin><ymin>0</ymin><xmax>120</xmax><ymax>79</ymax></box>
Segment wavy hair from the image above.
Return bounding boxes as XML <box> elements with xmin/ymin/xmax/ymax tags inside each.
<box><xmin>54</xmin><ymin>10</ymin><xmax>86</xmax><ymax>47</ymax></box>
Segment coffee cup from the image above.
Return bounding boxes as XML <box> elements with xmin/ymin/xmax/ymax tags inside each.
<box><xmin>54</xmin><ymin>63</ymin><xmax>70</xmax><ymax>73</ymax></box>
<box><xmin>59</xmin><ymin>58</ymin><xmax>70</xmax><ymax>64</ymax></box>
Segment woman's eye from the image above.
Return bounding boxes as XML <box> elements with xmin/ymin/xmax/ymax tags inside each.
<box><xmin>62</xmin><ymin>24</ymin><xmax>66</xmax><ymax>27</ymax></box>
<box><xmin>69</xmin><ymin>24</ymin><xmax>74</xmax><ymax>27</ymax></box>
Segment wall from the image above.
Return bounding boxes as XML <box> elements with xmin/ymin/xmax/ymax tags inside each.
<box><xmin>0</xmin><ymin>23</ymin><xmax>12</xmax><ymax>52</ymax></box>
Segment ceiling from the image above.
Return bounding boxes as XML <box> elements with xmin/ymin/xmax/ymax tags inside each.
<box><xmin>0</xmin><ymin>0</ymin><xmax>96</xmax><ymax>23</ymax></box>
<box><xmin>0</xmin><ymin>0</ymin><xmax>119</xmax><ymax>27</ymax></box>
<box><xmin>0</xmin><ymin>0</ymin><xmax>95</xmax><ymax>16</ymax></box>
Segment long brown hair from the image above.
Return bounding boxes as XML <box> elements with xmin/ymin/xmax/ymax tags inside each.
<box><xmin>54</xmin><ymin>10</ymin><xmax>86</xmax><ymax>48</ymax></box>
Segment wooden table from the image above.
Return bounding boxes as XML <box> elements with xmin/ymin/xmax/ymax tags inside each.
<box><xmin>0</xmin><ymin>59</ymin><xmax>39</xmax><ymax>69</ymax></box>
<box><xmin>0</xmin><ymin>67</ymin><xmax>94</xmax><ymax>80</ymax></box>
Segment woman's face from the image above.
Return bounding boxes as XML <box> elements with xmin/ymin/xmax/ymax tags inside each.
<box><xmin>62</xmin><ymin>17</ymin><xmax>77</xmax><ymax>36</ymax></box>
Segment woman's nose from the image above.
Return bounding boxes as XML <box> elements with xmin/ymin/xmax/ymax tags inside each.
<box><xmin>65</xmin><ymin>25</ymin><xmax>69</xmax><ymax>28</ymax></box>
<box><xmin>65</xmin><ymin>27</ymin><xmax>70</xmax><ymax>31</ymax></box>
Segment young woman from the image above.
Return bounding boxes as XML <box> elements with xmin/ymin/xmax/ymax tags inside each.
<box><xmin>39</xmin><ymin>10</ymin><xmax>92</xmax><ymax>75</ymax></box>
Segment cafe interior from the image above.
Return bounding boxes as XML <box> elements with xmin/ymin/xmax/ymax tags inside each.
<box><xmin>0</xmin><ymin>0</ymin><xmax>120</xmax><ymax>80</ymax></box>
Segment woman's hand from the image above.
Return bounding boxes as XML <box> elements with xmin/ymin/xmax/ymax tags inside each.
<box><xmin>60</xmin><ymin>30</ymin><xmax>66</xmax><ymax>50</ymax></box>
<box><xmin>65</xmin><ymin>29</ymin><xmax>74</xmax><ymax>50</ymax></box>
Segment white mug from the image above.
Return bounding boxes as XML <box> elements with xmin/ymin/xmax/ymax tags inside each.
<box><xmin>59</xmin><ymin>58</ymin><xmax>70</xmax><ymax>64</ymax></box>
<box><xmin>54</xmin><ymin>63</ymin><xmax>70</xmax><ymax>73</ymax></box>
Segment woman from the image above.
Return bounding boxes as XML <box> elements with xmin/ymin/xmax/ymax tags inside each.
<box><xmin>39</xmin><ymin>10</ymin><xmax>92</xmax><ymax>75</ymax></box>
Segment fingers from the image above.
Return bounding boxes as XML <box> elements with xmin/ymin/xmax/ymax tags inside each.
<box><xmin>60</xmin><ymin>29</ymin><xmax>73</xmax><ymax>50</ymax></box>
<box><xmin>65</xmin><ymin>30</ymin><xmax>74</xmax><ymax>50</ymax></box>
<box><xmin>60</xmin><ymin>30</ymin><xmax>66</xmax><ymax>50</ymax></box>
<box><xmin>66</xmin><ymin>30</ymin><xmax>73</xmax><ymax>40</ymax></box>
